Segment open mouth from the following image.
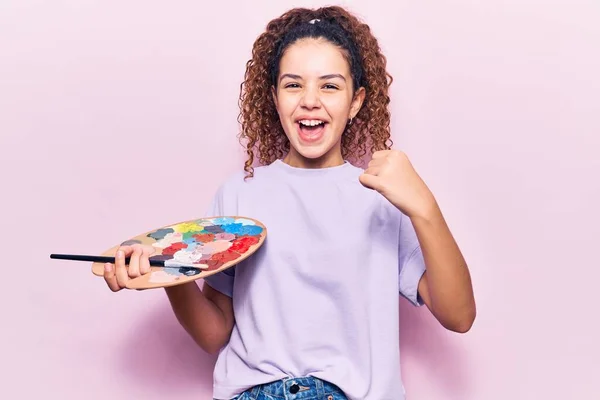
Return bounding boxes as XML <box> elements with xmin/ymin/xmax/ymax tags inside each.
<box><xmin>298</xmin><ymin>119</ymin><xmax>326</xmax><ymax>130</ymax></box>
<box><xmin>296</xmin><ymin>119</ymin><xmax>327</xmax><ymax>142</ymax></box>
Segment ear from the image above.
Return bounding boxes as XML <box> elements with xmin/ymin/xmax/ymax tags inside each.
<box><xmin>349</xmin><ymin>87</ymin><xmax>366</xmax><ymax>119</ymax></box>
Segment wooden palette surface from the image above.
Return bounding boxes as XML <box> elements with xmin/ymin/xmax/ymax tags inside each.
<box><xmin>91</xmin><ymin>216</ymin><xmax>267</xmax><ymax>289</ymax></box>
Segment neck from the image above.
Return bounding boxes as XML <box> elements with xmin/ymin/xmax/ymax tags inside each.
<box><xmin>283</xmin><ymin>148</ymin><xmax>344</xmax><ymax>169</ymax></box>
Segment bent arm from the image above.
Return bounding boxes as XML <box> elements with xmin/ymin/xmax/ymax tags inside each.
<box><xmin>164</xmin><ymin>282</ymin><xmax>234</xmax><ymax>354</ymax></box>
<box><xmin>412</xmin><ymin>203</ymin><xmax>476</xmax><ymax>333</ymax></box>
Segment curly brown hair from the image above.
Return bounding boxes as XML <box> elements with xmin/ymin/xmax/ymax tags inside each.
<box><xmin>238</xmin><ymin>6</ymin><xmax>393</xmax><ymax>178</ymax></box>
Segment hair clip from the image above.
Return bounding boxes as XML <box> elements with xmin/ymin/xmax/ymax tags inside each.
<box><xmin>309</xmin><ymin>18</ymin><xmax>321</xmax><ymax>24</ymax></box>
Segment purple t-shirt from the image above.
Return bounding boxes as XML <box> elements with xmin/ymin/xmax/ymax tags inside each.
<box><xmin>203</xmin><ymin>159</ymin><xmax>426</xmax><ymax>400</ymax></box>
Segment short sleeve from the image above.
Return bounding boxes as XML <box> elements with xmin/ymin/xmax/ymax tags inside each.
<box><xmin>201</xmin><ymin>184</ymin><xmax>236</xmax><ymax>298</ymax></box>
<box><xmin>398</xmin><ymin>212</ymin><xmax>427</xmax><ymax>306</ymax></box>
<box><xmin>203</xmin><ymin>268</ymin><xmax>235</xmax><ymax>298</ymax></box>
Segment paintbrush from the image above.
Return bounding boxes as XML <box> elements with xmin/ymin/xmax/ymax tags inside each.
<box><xmin>49</xmin><ymin>253</ymin><xmax>205</xmax><ymax>270</ymax></box>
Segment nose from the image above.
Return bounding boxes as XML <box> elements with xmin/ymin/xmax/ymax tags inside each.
<box><xmin>299</xmin><ymin>86</ymin><xmax>321</xmax><ymax>109</ymax></box>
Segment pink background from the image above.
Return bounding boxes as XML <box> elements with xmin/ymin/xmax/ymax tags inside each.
<box><xmin>2</xmin><ymin>1</ymin><xmax>598</xmax><ymax>399</ymax></box>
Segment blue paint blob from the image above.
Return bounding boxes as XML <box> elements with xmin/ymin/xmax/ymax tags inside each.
<box><xmin>234</xmin><ymin>218</ymin><xmax>256</xmax><ymax>226</ymax></box>
<box><xmin>163</xmin><ymin>267</ymin><xmax>183</xmax><ymax>276</ymax></box>
<box><xmin>222</xmin><ymin>223</ymin><xmax>263</xmax><ymax>236</ymax></box>
<box><xmin>147</xmin><ymin>228</ymin><xmax>174</xmax><ymax>240</ymax></box>
<box><xmin>238</xmin><ymin>225</ymin><xmax>263</xmax><ymax>236</ymax></box>
<box><xmin>212</xmin><ymin>217</ymin><xmax>235</xmax><ymax>225</ymax></box>
<box><xmin>221</xmin><ymin>223</ymin><xmax>243</xmax><ymax>234</ymax></box>
<box><xmin>183</xmin><ymin>242</ymin><xmax>198</xmax><ymax>252</ymax></box>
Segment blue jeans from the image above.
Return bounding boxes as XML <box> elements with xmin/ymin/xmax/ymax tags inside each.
<box><xmin>229</xmin><ymin>376</ymin><xmax>348</xmax><ymax>400</ymax></box>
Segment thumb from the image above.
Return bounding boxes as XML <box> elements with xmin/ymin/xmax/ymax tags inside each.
<box><xmin>359</xmin><ymin>173</ymin><xmax>382</xmax><ymax>191</ymax></box>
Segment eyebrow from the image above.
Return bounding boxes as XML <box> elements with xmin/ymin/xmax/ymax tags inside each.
<box><xmin>279</xmin><ymin>73</ymin><xmax>347</xmax><ymax>82</ymax></box>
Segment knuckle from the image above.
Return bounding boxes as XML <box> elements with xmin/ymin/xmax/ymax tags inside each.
<box><xmin>142</xmin><ymin>245</ymin><xmax>154</xmax><ymax>255</ymax></box>
<box><xmin>134</xmin><ymin>243</ymin><xmax>146</xmax><ymax>252</ymax></box>
<box><xmin>119</xmin><ymin>245</ymin><xmax>133</xmax><ymax>255</ymax></box>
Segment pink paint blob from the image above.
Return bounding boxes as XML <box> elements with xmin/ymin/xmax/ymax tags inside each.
<box><xmin>198</xmin><ymin>240</ymin><xmax>232</xmax><ymax>254</ymax></box>
<box><xmin>215</xmin><ymin>233</ymin><xmax>236</xmax><ymax>241</ymax></box>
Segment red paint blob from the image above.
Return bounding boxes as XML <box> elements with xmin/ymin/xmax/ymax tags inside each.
<box><xmin>230</xmin><ymin>236</ymin><xmax>259</xmax><ymax>253</ymax></box>
<box><xmin>212</xmin><ymin>250</ymin><xmax>241</xmax><ymax>263</ymax></box>
<box><xmin>205</xmin><ymin>259</ymin><xmax>224</xmax><ymax>270</ymax></box>
<box><xmin>161</xmin><ymin>242</ymin><xmax>188</xmax><ymax>255</ymax></box>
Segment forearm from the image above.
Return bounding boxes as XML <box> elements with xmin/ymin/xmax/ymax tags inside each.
<box><xmin>164</xmin><ymin>283</ymin><xmax>232</xmax><ymax>354</ymax></box>
<box><xmin>412</xmin><ymin>203</ymin><xmax>476</xmax><ymax>332</ymax></box>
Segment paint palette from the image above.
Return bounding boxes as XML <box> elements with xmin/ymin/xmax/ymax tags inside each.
<box><xmin>90</xmin><ymin>216</ymin><xmax>267</xmax><ymax>289</ymax></box>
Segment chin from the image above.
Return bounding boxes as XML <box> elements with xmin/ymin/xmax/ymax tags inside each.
<box><xmin>290</xmin><ymin>135</ymin><xmax>337</xmax><ymax>157</ymax></box>
<box><xmin>294</xmin><ymin>144</ymin><xmax>330</xmax><ymax>159</ymax></box>
<box><xmin>286</xmin><ymin>140</ymin><xmax>343</xmax><ymax>167</ymax></box>
<box><xmin>283</xmin><ymin>122</ymin><xmax>343</xmax><ymax>164</ymax></box>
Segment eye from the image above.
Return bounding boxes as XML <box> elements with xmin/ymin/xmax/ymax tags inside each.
<box><xmin>323</xmin><ymin>84</ymin><xmax>339</xmax><ymax>90</ymax></box>
<box><xmin>285</xmin><ymin>83</ymin><xmax>301</xmax><ymax>89</ymax></box>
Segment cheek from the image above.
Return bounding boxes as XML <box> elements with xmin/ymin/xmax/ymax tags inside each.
<box><xmin>276</xmin><ymin>95</ymin><xmax>298</xmax><ymax>118</ymax></box>
<box><xmin>323</xmin><ymin>97</ymin><xmax>352</xmax><ymax>121</ymax></box>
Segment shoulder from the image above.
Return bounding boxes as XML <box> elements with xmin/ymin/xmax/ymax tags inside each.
<box><xmin>219</xmin><ymin>164</ymin><xmax>273</xmax><ymax>188</ymax></box>
<box><xmin>211</xmin><ymin>163</ymin><xmax>276</xmax><ymax>198</ymax></box>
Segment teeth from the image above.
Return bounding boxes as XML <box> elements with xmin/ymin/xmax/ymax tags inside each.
<box><xmin>299</xmin><ymin>120</ymin><xmax>325</xmax><ymax>127</ymax></box>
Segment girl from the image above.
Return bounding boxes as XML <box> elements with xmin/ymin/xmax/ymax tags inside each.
<box><xmin>103</xmin><ymin>6</ymin><xmax>476</xmax><ymax>400</ymax></box>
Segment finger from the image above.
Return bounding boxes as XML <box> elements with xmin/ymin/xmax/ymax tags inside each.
<box><xmin>128</xmin><ymin>245</ymin><xmax>143</xmax><ymax>278</ymax></box>
<box><xmin>115</xmin><ymin>249</ymin><xmax>130</xmax><ymax>288</ymax></box>
<box><xmin>139</xmin><ymin>246</ymin><xmax>153</xmax><ymax>275</ymax></box>
<box><xmin>364</xmin><ymin>166</ymin><xmax>381</xmax><ymax>176</ymax></box>
<box><xmin>359</xmin><ymin>173</ymin><xmax>382</xmax><ymax>191</ymax></box>
<box><xmin>103</xmin><ymin>263</ymin><xmax>121</xmax><ymax>292</ymax></box>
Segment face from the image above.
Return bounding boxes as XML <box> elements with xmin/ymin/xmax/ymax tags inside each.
<box><xmin>273</xmin><ymin>38</ymin><xmax>365</xmax><ymax>168</ymax></box>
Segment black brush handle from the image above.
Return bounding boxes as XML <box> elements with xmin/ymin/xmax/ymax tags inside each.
<box><xmin>49</xmin><ymin>253</ymin><xmax>168</xmax><ymax>267</ymax></box>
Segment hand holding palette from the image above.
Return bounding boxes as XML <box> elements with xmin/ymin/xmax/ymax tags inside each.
<box><xmin>50</xmin><ymin>216</ymin><xmax>267</xmax><ymax>290</ymax></box>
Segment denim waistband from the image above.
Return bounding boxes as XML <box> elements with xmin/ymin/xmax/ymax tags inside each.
<box><xmin>244</xmin><ymin>376</ymin><xmax>346</xmax><ymax>400</ymax></box>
